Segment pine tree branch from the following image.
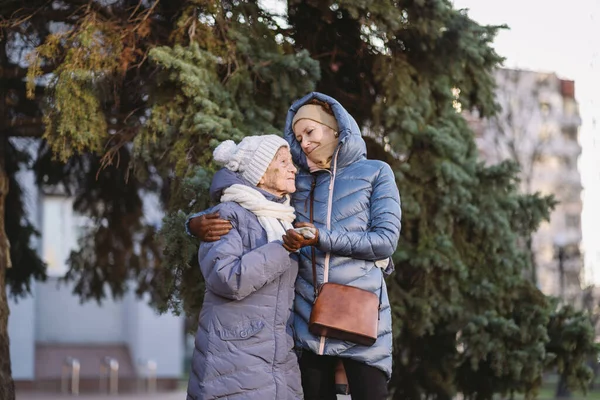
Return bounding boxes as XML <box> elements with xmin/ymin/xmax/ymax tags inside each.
<box><xmin>0</xmin><ymin>64</ymin><xmax>56</xmax><ymax>79</ymax></box>
<box><xmin>5</xmin><ymin>116</ymin><xmax>43</xmax><ymax>129</ymax></box>
<box><xmin>4</xmin><ymin>126</ymin><xmax>44</xmax><ymax>138</ymax></box>
<box><xmin>0</xmin><ymin>9</ymin><xmax>80</xmax><ymax>27</ymax></box>
<box><xmin>2</xmin><ymin>115</ymin><xmax>135</xmax><ymax>138</ymax></box>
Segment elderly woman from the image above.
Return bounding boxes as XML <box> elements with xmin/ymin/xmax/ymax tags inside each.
<box><xmin>188</xmin><ymin>93</ymin><xmax>402</xmax><ymax>400</ymax></box>
<box><xmin>186</xmin><ymin>135</ymin><xmax>302</xmax><ymax>400</ymax></box>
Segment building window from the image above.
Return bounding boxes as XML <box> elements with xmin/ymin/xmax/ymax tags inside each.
<box><xmin>41</xmin><ymin>195</ymin><xmax>87</xmax><ymax>277</ymax></box>
<box><xmin>563</xmin><ymin>98</ymin><xmax>578</xmax><ymax>116</ymax></box>
<box><xmin>538</xmin><ymin>125</ymin><xmax>552</xmax><ymax>140</ymax></box>
<box><xmin>562</xmin><ymin>156</ymin><xmax>576</xmax><ymax>170</ymax></box>
<box><xmin>562</xmin><ymin>127</ymin><xmax>578</xmax><ymax>141</ymax></box>
<box><xmin>565</xmin><ymin>214</ymin><xmax>580</xmax><ymax>229</ymax></box>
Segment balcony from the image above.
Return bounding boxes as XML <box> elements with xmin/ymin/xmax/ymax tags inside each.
<box><xmin>561</xmin><ymin>97</ymin><xmax>582</xmax><ymax>129</ymax></box>
<box><xmin>561</xmin><ymin>113</ymin><xmax>582</xmax><ymax>129</ymax></box>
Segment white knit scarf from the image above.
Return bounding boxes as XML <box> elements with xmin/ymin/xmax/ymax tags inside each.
<box><xmin>220</xmin><ymin>184</ymin><xmax>296</xmax><ymax>243</ymax></box>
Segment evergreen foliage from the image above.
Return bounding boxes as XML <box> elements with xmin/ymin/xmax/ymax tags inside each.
<box><xmin>0</xmin><ymin>1</ymin><xmax>597</xmax><ymax>399</ymax></box>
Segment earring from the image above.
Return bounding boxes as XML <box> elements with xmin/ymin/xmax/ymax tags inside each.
<box><xmin>335</xmin><ymin>131</ymin><xmax>339</xmax><ymax>138</ymax></box>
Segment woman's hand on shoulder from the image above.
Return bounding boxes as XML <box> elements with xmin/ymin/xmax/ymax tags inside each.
<box><xmin>282</xmin><ymin>222</ymin><xmax>319</xmax><ymax>252</ymax></box>
<box><xmin>189</xmin><ymin>211</ymin><xmax>233</xmax><ymax>242</ymax></box>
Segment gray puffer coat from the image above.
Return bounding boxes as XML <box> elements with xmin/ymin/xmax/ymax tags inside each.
<box><xmin>186</xmin><ymin>169</ymin><xmax>303</xmax><ymax>400</ymax></box>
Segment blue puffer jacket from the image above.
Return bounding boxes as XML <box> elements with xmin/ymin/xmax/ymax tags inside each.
<box><xmin>284</xmin><ymin>92</ymin><xmax>402</xmax><ymax>379</ymax></box>
<box><xmin>187</xmin><ymin>169</ymin><xmax>303</xmax><ymax>400</ymax></box>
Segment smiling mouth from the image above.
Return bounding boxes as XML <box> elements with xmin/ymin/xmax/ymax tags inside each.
<box><xmin>305</xmin><ymin>145</ymin><xmax>318</xmax><ymax>154</ymax></box>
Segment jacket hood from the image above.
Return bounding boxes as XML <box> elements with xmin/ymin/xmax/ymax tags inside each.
<box><xmin>209</xmin><ymin>168</ymin><xmax>287</xmax><ymax>203</ymax></box>
<box><xmin>284</xmin><ymin>92</ymin><xmax>367</xmax><ymax>171</ymax></box>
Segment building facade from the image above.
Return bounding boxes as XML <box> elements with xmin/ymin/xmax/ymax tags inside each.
<box><xmin>8</xmin><ymin>142</ymin><xmax>185</xmax><ymax>393</ymax></box>
<box><xmin>465</xmin><ymin>68</ymin><xmax>583</xmax><ymax>303</ymax></box>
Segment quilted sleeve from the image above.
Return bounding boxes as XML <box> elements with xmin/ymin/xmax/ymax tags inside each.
<box><xmin>317</xmin><ymin>163</ymin><xmax>401</xmax><ymax>260</ymax></box>
<box><xmin>198</xmin><ymin>209</ymin><xmax>292</xmax><ymax>300</ymax></box>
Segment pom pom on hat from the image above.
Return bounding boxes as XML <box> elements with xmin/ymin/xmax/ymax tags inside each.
<box><xmin>212</xmin><ymin>135</ymin><xmax>289</xmax><ymax>186</ymax></box>
<box><xmin>213</xmin><ymin>140</ymin><xmax>237</xmax><ymax>166</ymax></box>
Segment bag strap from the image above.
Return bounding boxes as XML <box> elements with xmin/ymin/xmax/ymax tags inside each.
<box><xmin>378</xmin><ymin>271</ymin><xmax>384</xmax><ymax>320</ymax></box>
<box><xmin>309</xmin><ymin>178</ymin><xmax>318</xmax><ymax>300</ymax></box>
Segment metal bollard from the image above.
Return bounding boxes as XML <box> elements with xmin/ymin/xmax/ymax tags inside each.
<box><xmin>137</xmin><ymin>359</ymin><xmax>158</xmax><ymax>393</ymax></box>
<box><xmin>147</xmin><ymin>360</ymin><xmax>157</xmax><ymax>393</ymax></box>
<box><xmin>99</xmin><ymin>356</ymin><xmax>119</xmax><ymax>394</ymax></box>
<box><xmin>61</xmin><ymin>357</ymin><xmax>80</xmax><ymax>395</ymax></box>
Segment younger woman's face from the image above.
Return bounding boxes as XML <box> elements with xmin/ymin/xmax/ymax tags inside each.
<box><xmin>293</xmin><ymin>119</ymin><xmax>338</xmax><ymax>157</ymax></box>
<box><xmin>258</xmin><ymin>147</ymin><xmax>297</xmax><ymax>197</ymax></box>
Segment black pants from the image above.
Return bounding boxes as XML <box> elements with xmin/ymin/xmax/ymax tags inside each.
<box><xmin>299</xmin><ymin>350</ymin><xmax>389</xmax><ymax>400</ymax></box>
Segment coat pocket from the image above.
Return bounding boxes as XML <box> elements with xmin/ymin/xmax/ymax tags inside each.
<box><xmin>216</xmin><ymin>319</ymin><xmax>265</xmax><ymax>342</ymax></box>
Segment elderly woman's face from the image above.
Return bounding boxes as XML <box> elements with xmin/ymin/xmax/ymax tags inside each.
<box><xmin>258</xmin><ymin>147</ymin><xmax>297</xmax><ymax>197</ymax></box>
<box><xmin>293</xmin><ymin>119</ymin><xmax>338</xmax><ymax>157</ymax></box>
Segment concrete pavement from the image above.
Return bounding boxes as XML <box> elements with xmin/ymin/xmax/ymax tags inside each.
<box><xmin>16</xmin><ymin>391</ymin><xmax>187</xmax><ymax>400</ymax></box>
<box><xmin>16</xmin><ymin>391</ymin><xmax>351</xmax><ymax>400</ymax></box>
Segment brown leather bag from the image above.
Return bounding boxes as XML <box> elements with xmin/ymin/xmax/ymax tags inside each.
<box><xmin>307</xmin><ymin>179</ymin><xmax>382</xmax><ymax>347</ymax></box>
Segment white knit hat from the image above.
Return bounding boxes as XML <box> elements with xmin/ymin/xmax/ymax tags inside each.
<box><xmin>212</xmin><ymin>135</ymin><xmax>290</xmax><ymax>186</ymax></box>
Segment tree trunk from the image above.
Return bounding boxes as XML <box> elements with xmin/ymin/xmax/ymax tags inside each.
<box><xmin>555</xmin><ymin>373</ymin><xmax>571</xmax><ymax>399</ymax></box>
<box><xmin>526</xmin><ymin>235</ymin><xmax>537</xmax><ymax>286</ymax></box>
<box><xmin>0</xmin><ymin>145</ymin><xmax>15</xmax><ymax>400</ymax></box>
<box><xmin>0</xmin><ymin>26</ymin><xmax>16</xmax><ymax>400</ymax></box>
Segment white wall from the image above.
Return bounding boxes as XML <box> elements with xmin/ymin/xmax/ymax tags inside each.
<box><xmin>128</xmin><ymin>293</ymin><xmax>184</xmax><ymax>378</ymax></box>
<box><xmin>123</xmin><ymin>290</ymin><xmax>140</xmax><ymax>367</ymax></box>
<box><xmin>8</xmin><ymin>289</ymin><xmax>36</xmax><ymax>380</ymax></box>
<box><xmin>35</xmin><ymin>279</ymin><xmax>124</xmax><ymax>343</ymax></box>
<box><xmin>9</xmin><ymin>139</ymin><xmax>39</xmax><ymax>380</ymax></box>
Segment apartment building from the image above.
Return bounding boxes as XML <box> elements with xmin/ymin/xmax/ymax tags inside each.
<box><xmin>465</xmin><ymin>68</ymin><xmax>583</xmax><ymax>303</ymax></box>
